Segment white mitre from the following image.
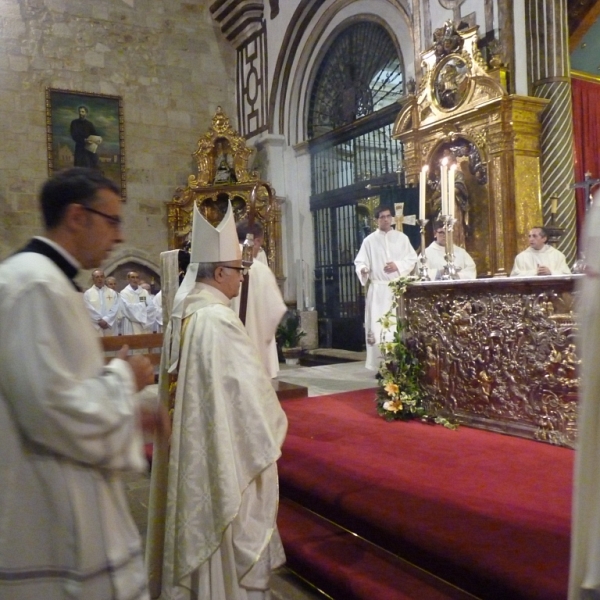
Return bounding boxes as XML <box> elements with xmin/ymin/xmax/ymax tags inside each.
<box><xmin>190</xmin><ymin>200</ymin><xmax>241</xmax><ymax>263</ymax></box>
<box><xmin>166</xmin><ymin>201</ymin><xmax>240</xmax><ymax>372</ymax></box>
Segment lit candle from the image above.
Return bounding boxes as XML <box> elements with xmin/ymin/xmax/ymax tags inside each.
<box><xmin>448</xmin><ymin>164</ymin><xmax>456</xmax><ymax>219</ymax></box>
<box><xmin>440</xmin><ymin>158</ymin><xmax>448</xmax><ymax>215</ymax></box>
<box><xmin>419</xmin><ymin>165</ymin><xmax>429</xmax><ymax>220</ymax></box>
<box><xmin>551</xmin><ymin>196</ymin><xmax>558</xmax><ymax>215</ymax></box>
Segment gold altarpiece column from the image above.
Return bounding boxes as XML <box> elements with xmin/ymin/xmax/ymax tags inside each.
<box><xmin>393</xmin><ymin>23</ymin><xmax>549</xmax><ymax>276</ymax></box>
<box><xmin>166</xmin><ymin>107</ymin><xmax>284</xmax><ymax>286</ymax></box>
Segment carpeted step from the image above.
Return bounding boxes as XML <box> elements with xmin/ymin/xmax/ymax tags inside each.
<box><xmin>278</xmin><ymin>390</ymin><xmax>572</xmax><ymax>600</ymax></box>
<box><xmin>279</xmin><ymin>497</ymin><xmax>478</xmax><ymax>600</ymax></box>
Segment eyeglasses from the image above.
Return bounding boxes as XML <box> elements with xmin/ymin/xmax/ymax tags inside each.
<box><xmin>377</xmin><ymin>214</ymin><xmax>393</xmax><ymax>219</ymax></box>
<box><xmin>222</xmin><ymin>265</ymin><xmax>250</xmax><ymax>276</ymax></box>
<box><xmin>81</xmin><ymin>205</ymin><xmax>122</xmax><ymax>227</ymax></box>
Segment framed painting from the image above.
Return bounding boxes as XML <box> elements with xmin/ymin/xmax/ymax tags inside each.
<box><xmin>46</xmin><ymin>88</ymin><xmax>126</xmax><ymax>200</ymax></box>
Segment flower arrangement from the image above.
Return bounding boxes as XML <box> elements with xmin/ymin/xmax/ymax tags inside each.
<box><xmin>375</xmin><ymin>277</ymin><xmax>456</xmax><ymax>429</ymax></box>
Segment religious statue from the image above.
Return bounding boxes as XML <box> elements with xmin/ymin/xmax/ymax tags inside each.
<box><xmin>433</xmin><ymin>21</ymin><xmax>463</xmax><ymax>61</ymax></box>
<box><xmin>213</xmin><ymin>139</ymin><xmax>237</xmax><ymax>184</ymax></box>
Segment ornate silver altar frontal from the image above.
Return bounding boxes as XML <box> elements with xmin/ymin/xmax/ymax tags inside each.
<box><xmin>403</xmin><ymin>276</ymin><xmax>581</xmax><ymax>448</ymax></box>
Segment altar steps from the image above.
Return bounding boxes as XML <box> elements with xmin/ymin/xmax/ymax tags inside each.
<box><xmin>278</xmin><ymin>497</ymin><xmax>478</xmax><ymax>600</ymax></box>
<box><xmin>277</xmin><ymin>390</ymin><xmax>572</xmax><ymax>600</ymax></box>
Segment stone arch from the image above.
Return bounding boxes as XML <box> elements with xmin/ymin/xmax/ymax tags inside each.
<box><xmin>269</xmin><ymin>0</ymin><xmax>414</xmax><ymax>146</ymax></box>
<box><xmin>102</xmin><ymin>248</ymin><xmax>160</xmax><ymax>292</ymax></box>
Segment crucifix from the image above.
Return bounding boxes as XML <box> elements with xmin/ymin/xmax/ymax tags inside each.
<box><xmin>393</xmin><ymin>202</ymin><xmax>417</xmax><ymax>231</ymax></box>
<box><xmin>571</xmin><ymin>172</ymin><xmax>600</xmax><ymax>212</ymax></box>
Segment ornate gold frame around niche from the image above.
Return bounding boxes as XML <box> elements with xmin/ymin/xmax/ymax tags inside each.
<box><xmin>166</xmin><ymin>107</ymin><xmax>283</xmax><ymax>284</ymax></box>
<box><xmin>393</xmin><ymin>22</ymin><xmax>548</xmax><ymax>276</ymax></box>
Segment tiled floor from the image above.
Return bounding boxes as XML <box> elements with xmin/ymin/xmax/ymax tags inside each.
<box><xmin>126</xmin><ymin>361</ymin><xmax>375</xmax><ymax>599</ymax></box>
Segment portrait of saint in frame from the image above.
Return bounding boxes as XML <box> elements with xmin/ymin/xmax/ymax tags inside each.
<box><xmin>46</xmin><ymin>88</ymin><xmax>126</xmax><ymax>200</ymax></box>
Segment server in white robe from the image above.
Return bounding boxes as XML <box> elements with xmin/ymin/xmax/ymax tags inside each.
<box><xmin>510</xmin><ymin>227</ymin><xmax>571</xmax><ymax>276</ymax></box>
<box><xmin>106</xmin><ymin>275</ymin><xmax>123</xmax><ymax>334</ymax></box>
<box><xmin>425</xmin><ymin>223</ymin><xmax>477</xmax><ymax>280</ymax></box>
<box><xmin>354</xmin><ymin>205</ymin><xmax>418</xmax><ymax>371</ymax></box>
<box><xmin>569</xmin><ymin>191</ymin><xmax>600</xmax><ymax>599</ymax></box>
<box><xmin>231</xmin><ymin>220</ymin><xmax>286</xmax><ymax>378</ymax></box>
<box><xmin>0</xmin><ymin>167</ymin><xmax>168</xmax><ymax>600</ymax></box>
<box><xmin>120</xmin><ymin>271</ymin><xmax>150</xmax><ymax>334</ymax></box>
<box><xmin>83</xmin><ymin>268</ymin><xmax>120</xmax><ymax>335</ymax></box>
<box><xmin>141</xmin><ymin>282</ymin><xmax>157</xmax><ymax>333</ymax></box>
<box><xmin>154</xmin><ymin>201</ymin><xmax>287</xmax><ymax>600</ymax></box>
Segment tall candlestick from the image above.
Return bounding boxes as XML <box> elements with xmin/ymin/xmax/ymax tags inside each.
<box><xmin>419</xmin><ymin>165</ymin><xmax>428</xmax><ymax>220</ymax></box>
<box><xmin>448</xmin><ymin>164</ymin><xmax>456</xmax><ymax>219</ymax></box>
<box><xmin>440</xmin><ymin>158</ymin><xmax>449</xmax><ymax>215</ymax></box>
<box><xmin>551</xmin><ymin>196</ymin><xmax>558</xmax><ymax>215</ymax></box>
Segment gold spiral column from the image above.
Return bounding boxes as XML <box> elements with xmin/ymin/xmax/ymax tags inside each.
<box><xmin>526</xmin><ymin>0</ymin><xmax>577</xmax><ymax>264</ymax></box>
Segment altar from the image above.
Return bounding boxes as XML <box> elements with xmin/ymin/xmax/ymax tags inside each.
<box><xmin>403</xmin><ymin>276</ymin><xmax>581</xmax><ymax>448</ymax></box>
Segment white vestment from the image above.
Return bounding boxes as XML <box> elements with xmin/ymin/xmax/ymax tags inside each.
<box><xmin>425</xmin><ymin>241</ymin><xmax>477</xmax><ymax>280</ymax></box>
<box><xmin>231</xmin><ymin>254</ymin><xmax>286</xmax><ymax>378</ymax></box>
<box><xmin>143</xmin><ymin>293</ymin><xmax>157</xmax><ymax>333</ymax></box>
<box><xmin>120</xmin><ymin>284</ymin><xmax>149</xmax><ymax>335</ymax></box>
<box><xmin>569</xmin><ymin>198</ymin><xmax>600</xmax><ymax>599</ymax></box>
<box><xmin>0</xmin><ymin>249</ymin><xmax>148</xmax><ymax>600</ymax></box>
<box><xmin>154</xmin><ymin>290</ymin><xmax>163</xmax><ymax>332</ymax></box>
<box><xmin>158</xmin><ymin>284</ymin><xmax>287</xmax><ymax>600</ymax></box>
<box><xmin>354</xmin><ymin>229</ymin><xmax>418</xmax><ymax>370</ymax></box>
<box><xmin>510</xmin><ymin>245</ymin><xmax>571</xmax><ymax>277</ymax></box>
<box><xmin>83</xmin><ymin>283</ymin><xmax>120</xmax><ymax>336</ymax></box>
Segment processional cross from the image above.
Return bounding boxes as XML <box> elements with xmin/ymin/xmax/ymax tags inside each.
<box><xmin>393</xmin><ymin>202</ymin><xmax>417</xmax><ymax>231</ymax></box>
<box><xmin>571</xmin><ymin>172</ymin><xmax>600</xmax><ymax>212</ymax></box>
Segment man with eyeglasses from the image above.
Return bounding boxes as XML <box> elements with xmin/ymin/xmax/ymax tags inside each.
<box><xmin>0</xmin><ymin>167</ymin><xmax>170</xmax><ymax>599</ymax></box>
<box><xmin>151</xmin><ymin>201</ymin><xmax>287</xmax><ymax>600</ymax></box>
<box><xmin>354</xmin><ymin>204</ymin><xmax>418</xmax><ymax>370</ymax></box>
<box><xmin>425</xmin><ymin>221</ymin><xmax>477</xmax><ymax>280</ymax></box>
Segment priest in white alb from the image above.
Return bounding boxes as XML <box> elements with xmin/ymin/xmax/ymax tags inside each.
<box><xmin>83</xmin><ymin>268</ymin><xmax>120</xmax><ymax>335</ymax></box>
<box><xmin>151</xmin><ymin>201</ymin><xmax>287</xmax><ymax>600</ymax></box>
<box><xmin>510</xmin><ymin>227</ymin><xmax>571</xmax><ymax>277</ymax></box>
<box><xmin>425</xmin><ymin>221</ymin><xmax>476</xmax><ymax>280</ymax></box>
<box><xmin>231</xmin><ymin>220</ymin><xmax>286</xmax><ymax>378</ymax></box>
<box><xmin>120</xmin><ymin>270</ymin><xmax>150</xmax><ymax>334</ymax></box>
<box><xmin>354</xmin><ymin>204</ymin><xmax>418</xmax><ymax>371</ymax></box>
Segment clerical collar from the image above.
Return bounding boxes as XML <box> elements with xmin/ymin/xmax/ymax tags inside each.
<box><xmin>33</xmin><ymin>236</ymin><xmax>81</xmax><ymax>270</ymax></box>
<box><xmin>16</xmin><ymin>237</ymin><xmax>81</xmax><ymax>290</ymax></box>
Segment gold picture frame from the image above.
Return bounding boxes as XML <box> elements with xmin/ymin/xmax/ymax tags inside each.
<box><xmin>46</xmin><ymin>88</ymin><xmax>126</xmax><ymax>200</ymax></box>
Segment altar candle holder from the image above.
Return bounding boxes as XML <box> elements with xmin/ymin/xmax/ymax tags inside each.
<box><xmin>441</xmin><ymin>214</ymin><xmax>459</xmax><ymax>280</ymax></box>
<box><xmin>416</xmin><ymin>218</ymin><xmax>430</xmax><ymax>281</ymax></box>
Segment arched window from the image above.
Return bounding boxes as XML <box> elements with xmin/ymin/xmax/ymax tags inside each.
<box><xmin>308</xmin><ymin>22</ymin><xmax>404</xmax><ymax>139</ymax></box>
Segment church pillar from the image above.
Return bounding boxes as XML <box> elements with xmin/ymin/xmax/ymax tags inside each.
<box><xmin>525</xmin><ymin>0</ymin><xmax>577</xmax><ymax>264</ymax></box>
<box><xmin>487</xmin><ymin>96</ymin><xmax>548</xmax><ymax>274</ymax></box>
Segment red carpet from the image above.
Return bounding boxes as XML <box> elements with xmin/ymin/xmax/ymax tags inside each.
<box><xmin>277</xmin><ymin>389</ymin><xmax>573</xmax><ymax>600</ymax></box>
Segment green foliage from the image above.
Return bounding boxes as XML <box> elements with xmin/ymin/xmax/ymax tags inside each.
<box><xmin>276</xmin><ymin>312</ymin><xmax>306</xmax><ymax>348</ymax></box>
<box><xmin>375</xmin><ymin>277</ymin><xmax>457</xmax><ymax>430</ymax></box>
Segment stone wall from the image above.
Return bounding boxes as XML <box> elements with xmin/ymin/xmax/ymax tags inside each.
<box><xmin>0</xmin><ymin>0</ymin><xmax>236</xmax><ymax>272</ymax></box>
